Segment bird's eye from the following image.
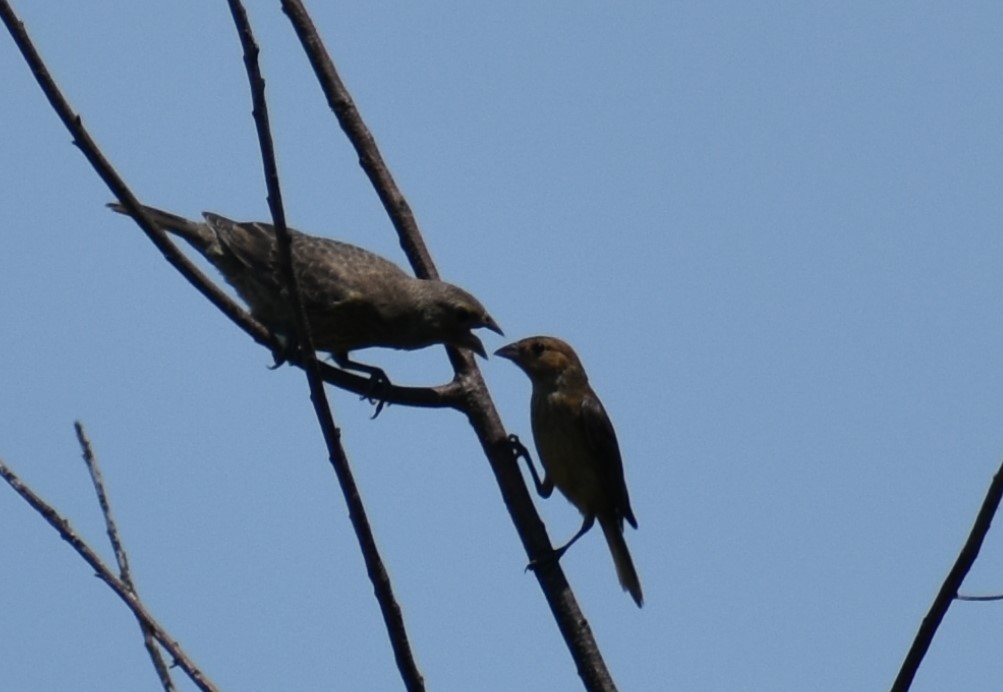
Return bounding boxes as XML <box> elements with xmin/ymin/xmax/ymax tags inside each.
<box><xmin>531</xmin><ymin>341</ymin><xmax>545</xmax><ymax>356</ymax></box>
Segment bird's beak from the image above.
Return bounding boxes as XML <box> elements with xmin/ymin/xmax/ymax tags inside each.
<box><xmin>458</xmin><ymin>332</ymin><xmax>488</xmax><ymax>358</ymax></box>
<box><xmin>494</xmin><ymin>343</ymin><xmax>518</xmax><ymax>361</ymax></box>
<box><xmin>481</xmin><ymin>314</ymin><xmax>504</xmax><ymax>336</ymax></box>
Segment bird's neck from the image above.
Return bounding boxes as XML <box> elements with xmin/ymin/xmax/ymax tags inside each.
<box><xmin>533</xmin><ymin>368</ymin><xmax>589</xmax><ymax>395</ymax></box>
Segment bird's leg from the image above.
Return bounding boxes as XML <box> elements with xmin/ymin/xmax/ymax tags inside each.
<box><xmin>506</xmin><ymin>434</ymin><xmax>552</xmax><ymax>498</ymax></box>
<box><xmin>331</xmin><ymin>352</ymin><xmax>393</xmax><ymax>418</ymax></box>
<box><xmin>552</xmin><ymin>515</ymin><xmax>596</xmax><ymax>558</ymax></box>
<box><xmin>527</xmin><ymin>515</ymin><xmax>595</xmax><ymax>572</ymax></box>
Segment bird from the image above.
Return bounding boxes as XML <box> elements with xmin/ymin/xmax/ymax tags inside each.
<box><xmin>109</xmin><ymin>203</ymin><xmax>503</xmax><ymax>380</ymax></box>
<box><xmin>495</xmin><ymin>336</ymin><xmax>642</xmax><ymax>607</ymax></box>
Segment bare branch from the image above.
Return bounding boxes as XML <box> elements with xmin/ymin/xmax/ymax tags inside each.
<box><xmin>956</xmin><ymin>594</ymin><xmax>1003</xmax><ymax>602</ymax></box>
<box><xmin>74</xmin><ymin>422</ymin><xmax>175</xmax><ymax>691</ymax></box>
<box><xmin>280</xmin><ymin>1</ymin><xmax>437</xmax><ymax>279</ymax></box>
<box><xmin>891</xmin><ymin>459</ymin><xmax>1003</xmax><ymax>692</ymax></box>
<box><xmin>0</xmin><ymin>458</ymin><xmax>217</xmax><ymax>692</ymax></box>
<box><xmin>313</xmin><ymin>360</ymin><xmax>464</xmax><ymax>410</ymax></box>
<box><xmin>225</xmin><ymin>3</ymin><xmax>424</xmax><ymax>689</ymax></box>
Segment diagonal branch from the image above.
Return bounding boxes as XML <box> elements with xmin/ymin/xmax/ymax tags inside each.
<box><xmin>280</xmin><ymin>3</ymin><xmax>617</xmax><ymax>689</ymax></box>
<box><xmin>0</xmin><ymin>458</ymin><xmax>218</xmax><ymax>692</ymax></box>
<box><xmin>75</xmin><ymin>422</ymin><xmax>175</xmax><ymax>692</ymax></box>
<box><xmin>891</xmin><ymin>459</ymin><xmax>1003</xmax><ymax>692</ymax></box>
<box><xmin>280</xmin><ymin>2</ymin><xmax>436</xmax><ymax>280</ymax></box>
<box><xmin>225</xmin><ymin>3</ymin><xmax>424</xmax><ymax>690</ymax></box>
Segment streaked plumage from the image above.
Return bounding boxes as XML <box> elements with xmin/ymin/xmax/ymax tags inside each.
<box><xmin>110</xmin><ymin>204</ymin><xmax>502</xmax><ymax>367</ymax></box>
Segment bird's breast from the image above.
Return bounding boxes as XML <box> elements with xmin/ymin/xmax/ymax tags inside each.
<box><xmin>530</xmin><ymin>390</ymin><xmax>606</xmax><ymax>514</ymax></box>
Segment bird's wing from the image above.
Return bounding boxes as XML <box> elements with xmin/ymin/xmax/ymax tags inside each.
<box><xmin>205</xmin><ymin>215</ymin><xmax>410</xmax><ymax>295</ymax></box>
<box><xmin>580</xmin><ymin>392</ymin><xmax>637</xmax><ymax>529</ymax></box>
<box><xmin>290</xmin><ymin>234</ymin><xmax>406</xmax><ymax>304</ymax></box>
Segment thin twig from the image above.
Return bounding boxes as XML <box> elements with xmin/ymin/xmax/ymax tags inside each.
<box><xmin>226</xmin><ymin>3</ymin><xmax>425</xmax><ymax>690</ymax></box>
<box><xmin>0</xmin><ymin>459</ymin><xmax>218</xmax><ymax>692</ymax></box>
<box><xmin>74</xmin><ymin>422</ymin><xmax>175</xmax><ymax>692</ymax></box>
<box><xmin>956</xmin><ymin>594</ymin><xmax>1003</xmax><ymax>602</ymax></box>
<box><xmin>281</xmin><ymin>3</ymin><xmax>617</xmax><ymax>689</ymax></box>
<box><xmin>891</xmin><ymin>460</ymin><xmax>1003</xmax><ymax>692</ymax></box>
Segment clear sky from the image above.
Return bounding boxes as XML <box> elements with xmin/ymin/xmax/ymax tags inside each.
<box><xmin>3</xmin><ymin>2</ymin><xmax>1003</xmax><ymax>690</ymax></box>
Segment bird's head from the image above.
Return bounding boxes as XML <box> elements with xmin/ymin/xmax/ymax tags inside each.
<box><xmin>421</xmin><ymin>282</ymin><xmax>503</xmax><ymax>357</ymax></box>
<box><xmin>494</xmin><ymin>336</ymin><xmax>586</xmax><ymax>383</ymax></box>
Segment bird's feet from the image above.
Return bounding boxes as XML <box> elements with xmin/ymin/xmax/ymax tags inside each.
<box><xmin>505</xmin><ymin>433</ymin><xmax>552</xmax><ymax>499</ymax></box>
<box><xmin>361</xmin><ymin>369</ymin><xmax>392</xmax><ymax>419</ymax></box>
<box><xmin>506</xmin><ymin>434</ymin><xmax>531</xmax><ymax>463</ymax></box>
<box><xmin>327</xmin><ymin>354</ymin><xmax>394</xmax><ymax>418</ymax></box>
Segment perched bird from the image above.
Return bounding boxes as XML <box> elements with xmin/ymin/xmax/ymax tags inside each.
<box><xmin>496</xmin><ymin>336</ymin><xmax>642</xmax><ymax>607</ymax></box>
<box><xmin>109</xmin><ymin>204</ymin><xmax>503</xmax><ymax>376</ymax></box>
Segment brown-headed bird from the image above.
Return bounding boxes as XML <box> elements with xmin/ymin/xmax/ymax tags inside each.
<box><xmin>109</xmin><ymin>204</ymin><xmax>502</xmax><ymax>376</ymax></box>
<box><xmin>496</xmin><ymin>336</ymin><xmax>642</xmax><ymax>607</ymax></box>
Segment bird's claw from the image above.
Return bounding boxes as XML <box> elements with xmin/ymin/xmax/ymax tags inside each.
<box><xmin>360</xmin><ymin>370</ymin><xmax>392</xmax><ymax>419</ymax></box>
<box><xmin>506</xmin><ymin>433</ymin><xmax>552</xmax><ymax>498</ymax></box>
<box><xmin>328</xmin><ymin>354</ymin><xmax>394</xmax><ymax>419</ymax></box>
<box><xmin>507</xmin><ymin>434</ymin><xmax>531</xmax><ymax>462</ymax></box>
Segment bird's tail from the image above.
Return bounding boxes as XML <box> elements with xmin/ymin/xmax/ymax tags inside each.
<box><xmin>600</xmin><ymin>517</ymin><xmax>643</xmax><ymax>607</ymax></box>
<box><xmin>107</xmin><ymin>202</ymin><xmax>214</xmax><ymax>249</ymax></box>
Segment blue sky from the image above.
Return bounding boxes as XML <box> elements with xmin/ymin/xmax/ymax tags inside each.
<box><xmin>3</xmin><ymin>2</ymin><xmax>1003</xmax><ymax>690</ymax></box>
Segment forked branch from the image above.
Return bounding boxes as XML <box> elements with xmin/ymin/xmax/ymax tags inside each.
<box><xmin>0</xmin><ymin>457</ymin><xmax>217</xmax><ymax>692</ymax></box>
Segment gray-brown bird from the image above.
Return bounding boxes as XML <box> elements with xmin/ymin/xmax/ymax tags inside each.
<box><xmin>110</xmin><ymin>204</ymin><xmax>502</xmax><ymax>376</ymax></box>
<box><xmin>496</xmin><ymin>336</ymin><xmax>642</xmax><ymax>607</ymax></box>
